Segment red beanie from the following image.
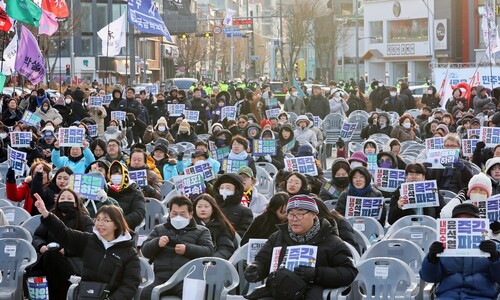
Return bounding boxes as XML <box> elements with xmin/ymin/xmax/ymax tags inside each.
<box><xmin>261</xmin><ymin>119</ymin><xmax>271</xmax><ymax>130</ymax></box>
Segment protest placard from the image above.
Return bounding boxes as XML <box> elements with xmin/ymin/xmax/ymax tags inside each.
<box><xmin>270</xmin><ymin>245</ymin><xmax>318</xmax><ymax>273</ymax></box>
<box><xmin>88</xmin><ymin>96</ymin><xmax>103</xmax><ymax>107</ymax></box>
<box><xmin>320</xmin><ymin>182</ymin><xmax>342</xmax><ymax>199</ymax></box>
<box><xmin>284</xmin><ymin>156</ymin><xmax>318</xmax><ymax>176</ymax></box>
<box><xmin>366</xmin><ymin>154</ymin><xmax>377</xmax><ymax>175</ymax></box>
<box><xmin>87</xmin><ymin>124</ymin><xmax>98</xmax><ymax>137</ymax></box>
<box><xmin>167</xmin><ymin>104</ymin><xmax>186</xmax><ymax>116</ymax></box>
<box><xmin>313</xmin><ymin>116</ymin><xmax>321</xmax><ymax>128</ymax></box>
<box><xmin>111</xmin><ymin>111</ymin><xmax>126</xmax><ymax>122</ymax></box>
<box><xmin>462</xmin><ymin>139</ymin><xmax>480</xmax><ymax>156</ymax></box>
<box><xmin>184</xmin><ymin>110</ymin><xmax>200</xmax><ymax>123</ymax></box>
<box><xmin>425</xmin><ymin>137</ymin><xmax>444</xmax><ymax>152</ymax></box>
<box><xmin>7</xmin><ymin>146</ymin><xmax>26</xmax><ymax>175</ymax></box>
<box><xmin>247</xmin><ymin>239</ymin><xmax>267</xmax><ymax>264</ymax></box>
<box><xmin>438</xmin><ymin>218</ymin><xmax>489</xmax><ymax>257</ymax></box>
<box><xmin>265</xmin><ymin>108</ymin><xmax>280</xmax><ymax>119</ymax></box>
<box><xmin>345</xmin><ymin>196</ymin><xmax>384</xmax><ymax>219</ymax></box>
<box><xmin>467</xmin><ymin>128</ymin><xmax>482</xmax><ymax>138</ymax></box>
<box><xmin>427</xmin><ymin>149</ymin><xmax>460</xmax><ymax>168</ymax></box>
<box><xmin>282</xmin><ymin>139</ymin><xmax>296</xmax><ymax>153</ymax></box>
<box><xmin>374</xmin><ymin>168</ymin><xmax>406</xmax><ymax>192</ymax></box>
<box><xmin>129</xmin><ymin>169</ymin><xmax>148</xmax><ymax>187</ymax></box>
<box><xmin>266</xmin><ymin>98</ymin><xmax>278</xmax><ymax>108</ymax></box>
<box><xmin>9</xmin><ymin>132</ymin><xmax>32</xmax><ymax>148</ymax></box>
<box><xmin>210</xmin><ymin>146</ymin><xmax>230</xmax><ymax>161</ymax></box>
<box><xmin>103</xmin><ymin>94</ymin><xmax>113</xmax><ymax>105</ymax></box>
<box><xmin>221</xmin><ymin>106</ymin><xmax>236</xmax><ymax>120</ymax></box>
<box><xmin>173</xmin><ymin>174</ymin><xmax>206</xmax><ymax>200</ymax></box>
<box><xmin>184</xmin><ymin>161</ymin><xmax>215</xmax><ymax>181</ymax></box>
<box><xmin>400</xmin><ymin>180</ymin><xmax>439</xmax><ymax>209</ymax></box>
<box><xmin>20</xmin><ymin>110</ymin><xmax>42</xmax><ymax>126</ymax></box>
<box><xmin>481</xmin><ymin>127</ymin><xmax>500</xmax><ymax>147</ymax></box>
<box><xmin>339</xmin><ymin>122</ymin><xmax>357</xmax><ymax>141</ymax></box>
<box><xmin>69</xmin><ymin>174</ymin><xmax>105</xmax><ymax>201</ymax></box>
<box><xmin>58</xmin><ymin>128</ymin><xmax>85</xmax><ymax>147</ymax></box>
<box><xmin>222</xmin><ymin>159</ymin><xmax>249</xmax><ymax>174</ymax></box>
<box><xmin>471</xmin><ymin>196</ymin><xmax>500</xmax><ymax>221</ymax></box>
<box><xmin>252</xmin><ymin>139</ymin><xmax>277</xmax><ymax>157</ymax></box>
<box><xmin>149</xmin><ymin>84</ymin><xmax>159</xmax><ymax>95</ymax></box>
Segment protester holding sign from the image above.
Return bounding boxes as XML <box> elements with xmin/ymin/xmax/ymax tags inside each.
<box><xmin>88</xmin><ymin>99</ymin><xmax>108</xmax><ymax>135</ymax></box>
<box><xmin>319</xmin><ymin>158</ymin><xmax>351</xmax><ymax>201</ymax></box>
<box><xmin>420</xmin><ymin>203</ymin><xmax>500</xmax><ymax>300</ymax></box>
<box><xmin>51</xmin><ymin>139</ymin><xmax>95</xmax><ymax>174</ymax></box>
<box><xmin>223</xmin><ymin>135</ymin><xmax>256</xmax><ymax>176</ymax></box>
<box><xmin>255</xmin><ymin>129</ymin><xmax>285</xmax><ymax>170</ymax></box>
<box><xmin>388</xmin><ymin>163</ymin><xmax>446</xmax><ymax>225</ymax></box>
<box><xmin>278</xmin><ymin>124</ymin><xmax>300</xmax><ymax>156</ymax></box>
<box><xmin>335</xmin><ymin>166</ymin><xmax>386</xmax><ymax>226</ymax></box>
<box><xmin>127</xmin><ymin>149</ymin><xmax>162</xmax><ymax>200</ymax></box>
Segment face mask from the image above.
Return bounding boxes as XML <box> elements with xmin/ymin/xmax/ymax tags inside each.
<box><xmin>390</xmin><ymin>92</ymin><xmax>397</xmax><ymax>97</ymax></box>
<box><xmin>219</xmin><ymin>189</ymin><xmax>235</xmax><ymax>200</ymax></box>
<box><xmin>378</xmin><ymin>83</ymin><xmax>383</xmax><ymax>87</ymax></box>
<box><xmin>292</xmin><ymin>92</ymin><xmax>299</xmax><ymax>97</ymax></box>
<box><xmin>111</xmin><ymin>174</ymin><xmax>122</xmax><ymax>185</ymax></box>
<box><xmin>170</xmin><ymin>216</ymin><xmax>190</xmax><ymax>230</ymax></box>
<box><xmin>380</xmin><ymin>161</ymin><xmax>392</xmax><ymax>168</ymax></box>
<box><xmin>58</xmin><ymin>202</ymin><xmax>75</xmax><ymax>214</ymax></box>
<box><xmin>335</xmin><ymin>176</ymin><xmax>349</xmax><ymax>187</ymax></box>
<box><xmin>403</xmin><ymin>123</ymin><xmax>411</xmax><ymax>129</ymax></box>
<box><xmin>194</xmin><ymin>159</ymin><xmax>206</xmax><ymax>166</ymax></box>
<box><xmin>108</xmin><ymin>126</ymin><xmax>117</xmax><ymax>133</ymax></box>
<box><xmin>350</xmin><ymin>161</ymin><xmax>363</xmax><ymax>168</ymax></box>
<box><xmin>427</xmin><ymin>90</ymin><xmax>433</xmax><ymax>95</ymax></box>
<box><xmin>0</xmin><ymin>133</ymin><xmax>7</xmax><ymax>139</ymax></box>
<box><xmin>65</xmin><ymin>99</ymin><xmax>72</xmax><ymax>104</ymax></box>
<box><xmin>470</xmin><ymin>193</ymin><xmax>488</xmax><ymax>201</ymax></box>
<box><xmin>158</xmin><ymin>126</ymin><xmax>166</xmax><ymax>132</ymax></box>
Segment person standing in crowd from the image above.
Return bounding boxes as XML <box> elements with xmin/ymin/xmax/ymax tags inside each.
<box><xmin>421</xmin><ymin>86</ymin><xmax>440</xmax><ymax>109</ymax></box>
<box><xmin>381</xmin><ymin>87</ymin><xmax>406</xmax><ymax>115</ymax></box>
<box><xmin>306</xmin><ymin>86</ymin><xmax>330</xmax><ymax>119</ymax></box>
<box><xmin>190</xmin><ymin>88</ymin><xmax>210</xmax><ymax>131</ymax></box>
<box><xmin>329</xmin><ymin>90</ymin><xmax>349</xmax><ymax>118</ymax></box>
<box><xmin>473</xmin><ymin>85</ymin><xmax>493</xmax><ymax>115</ymax></box>
<box><xmin>284</xmin><ymin>86</ymin><xmax>306</xmax><ymax>115</ymax></box>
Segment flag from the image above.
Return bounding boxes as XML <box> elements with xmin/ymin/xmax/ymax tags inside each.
<box><xmin>128</xmin><ymin>0</ymin><xmax>172</xmax><ymax>42</ymax></box>
<box><xmin>39</xmin><ymin>9</ymin><xmax>58</xmax><ymax>36</ymax></box>
<box><xmin>1</xmin><ymin>32</ymin><xmax>17</xmax><ymax>75</ymax></box>
<box><xmin>41</xmin><ymin>0</ymin><xmax>69</xmax><ymax>19</ymax></box>
<box><xmin>6</xmin><ymin>0</ymin><xmax>42</xmax><ymax>27</ymax></box>
<box><xmin>97</xmin><ymin>12</ymin><xmax>126</xmax><ymax>57</ymax></box>
<box><xmin>14</xmin><ymin>26</ymin><xmax>46</xmax><ymax>85</ymax></box>
<box><xmin>0</xmin><ymin>7</ymin><xmax>11</xmax><ymax>32</ymax></box>
<box><xmin>481</xmin><ymin>0</ymin><xmax>500</xmax><ymax>64</ymax></box>
<box><xmin>223</xmin><ymin>8</ymin><xmax>236</xmax><ymax>26</ymax></box>
<box><xmin>0</xmin><ymin>72</ymin><xmax>6</xmax><ymax>93</ymax></box>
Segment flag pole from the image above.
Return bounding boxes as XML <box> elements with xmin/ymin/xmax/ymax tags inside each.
<box><xmin>58</xmin><ymin>22</ymin><xmax>62</xmax><ymax>93</ymax></box>
<box><xmin>0</xmin><ymin>31</ymin><xmax>6</xmax><ymax>74</ymax></box>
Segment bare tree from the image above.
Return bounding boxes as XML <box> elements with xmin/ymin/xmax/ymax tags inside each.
<box><xmin>177</xmin><ymin>33</ymin><xmax>205</xmax><ymax>77</ymax></box>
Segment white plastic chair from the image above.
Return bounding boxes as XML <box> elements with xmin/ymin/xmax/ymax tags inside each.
<box><xmin>159</xmin><ymin>180</ymin><xmax>175</xmax><ymax>199</ymax></box>
<box><xmin>0</xmin><ymin>238</ymin><xmax>37</xmax><ymax>300</ymax></box>
<box><xmin>385</xmin><ymin>215</ymin><xmax>438</xmax><ymax>238</ymax></box>
<box><xmin>20</xmin><ymin>215</ymin><xmax>42</xmax><ymax>237</ymax></box>
<box><xmin>255</xmin><ymin>162</ymin><xmax>278</xmax><ymax>178</ymax></box>
<box><xmin>228</xmin><ymin>243</ymin><xmax>265</xmax><ymax>296</ymax></box>
<box><xmin>390</xmin><ymin>225</ymin><xmax>438</xmax><ymax>252</ymax></box>
<box><xmin>0</xmin><ymin>206</ymin><xmax>31</xmax><ymax>226</ymax></box>
<box><xmin>0</xmin><ymin>225</ymin><xmax>33</xmax><ymax>242</ymax></box>
<box><xmin>0</xmin><ymin>198</ymin><xmax>13</xmax><ymax>207</ymax></box>
<box><xmin>136</xmin><ymin>198</ymin><xmax>169</xmax><ymax>247</ymax></box>
<box><xmin>347</xmin><ymin>216</ymin><xmax>385</xmax><ymax>243</ymax></box>
<box><xmin>255</xmin><ymin>166</ymin><xmax>274</xmax><ymax>200</ymax></box>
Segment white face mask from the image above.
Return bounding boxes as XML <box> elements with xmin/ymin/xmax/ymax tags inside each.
<box><xmin>194</xmin><ymin>159</ymin><xmax>206</xmax><ymax>166</ymax></box>
<box><xmin>158</xmin><ymin>126</ymin><xmax>166</xmax><ymax>132</ymax></box>
<box><xmin>378</xmin><ymin>83</ymin><xmax>383</xmax><ymax>87</ymax></box>
<box><xmin>219</xmin><ymin>189</ymin><xmax>235</xmax><ymax>200</ymax></box>
<box><xmin>292</xmin><ymin>92</ymin><xmax>299</xmax><ymax>97</ymax></box>
<box><xmin>110</xmin><ymin>174</ymin><xmax>122</xmax><ymax>185</ymax></box>
<box><xmin>390</xmin><ymin>92</ymin><xmax>397</xmax><ymax>97</ymax></box>
<box><xmin>65</xmin><ymin>99</ymin><xmax>71</xmax><ymax>104</ymax></box>
<box><xmin>350</xmin><ymin>161</ymin><xmax>363</xmax><ymax>168</ymax></box>
<box><xmin>170</xmin><ymin>216</ymin><xmax>190</xmax><ymax>230</ymax></box>
<box><xmin>0</xmin><ymin>133</ymin><xmax>7</xmax><ymax>139</ymax></box>
<box><xmin>403</xmin><ymin>123</ymin><xmax>411</xmax><ymax>129</ymax></box>
<box><xmin>470</xmin><ymin>193</ymin><xmax>488</xmax><ymax>201</ymax></box>
<box><xmin>427</xmin><ymin>90</ymin><xmax>433</xmax><ymax>95</ymax></box>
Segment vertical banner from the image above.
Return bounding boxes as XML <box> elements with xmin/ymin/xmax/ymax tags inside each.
<box><xmin>87</xmin><ymin>125</ymin><xmax>98</xmax><ymax>137</ymax></box>
<box><xmin>462</xmin><ymin>139</ymin><xmax>480</xmax><ymax>156</ymax></box>
<box><xmin>425</xmin><ymin>137</ymin><xmax>444</xmax><ymax>153</ymax></box>
<box><xmin>7</xmin><ymin>146</ymin><xmax>27</xmax><ymax>175</ymax></box>
<box><xmin>103</xmin><ymin>94</ymin><xmax>113</xmax><ymax>105</ymax></box>
<box><xmin>438</xmin><ymin>218</ymin><xmax>489</xmax><ymax>257</ymax></box>
<box><xmin>481</xmin><ymin>127</ymin><xmax>500</xmax><ymax>147</ymax></box>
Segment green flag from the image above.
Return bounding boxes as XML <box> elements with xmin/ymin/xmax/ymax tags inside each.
<box><xmin>6</xmin><ymin>0</ymin><xmax>42</xmax><ymax>27</ymax></box>
<box><xmin>0</xmin><ymin>73</ymin><xmax>5</xmax><ymax>93</ymax></box>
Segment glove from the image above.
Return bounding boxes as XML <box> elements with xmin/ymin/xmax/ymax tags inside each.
<box><xmin>244</xmin><ymin>264</ymin><xmax>260</xmax><ymax>282</ymax></box>
<box><xmin>143</xmin><ymin>185</ymin><xmax>155</xmax><ymax>196</ymax></box>
<box><xmin>476</xmin><ymin>141</ymin><xmax>486</xmax><ymax>150</ymax></box>
<box><xmin>293</xmin><ymin>265</ymin><xmax>317</xmax><ymax>284</ymax></box>
<box><xmin>263</xmin><ymin>154</ymin><xmax>272</xmax><ymax>163</ymax></box>
<box><xmin>428</xmin><ymin>241</ymin><xmax>445</xmax><ymax>263</ymax></box>
<box><xmin>6</xmin><ymin>167</ymin><xmax>15</xmax><ymax>183</ymax></box>
<box><xmin>479</xmin><ymin>240</ymin><xmax>499</xmax><ymax>261</ymax></box>
<box><xmin>177</xmin><ymin>152</ymin><xmax>184</xmax><ymax>161</ymax></box>
<box><xmin>96</xmin><ymin>189</ymin><xmax>107</xmax><ymax>202</ymax></box>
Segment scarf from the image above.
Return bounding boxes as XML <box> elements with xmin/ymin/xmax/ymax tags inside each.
<box><xmin>288</xmin><ymin>217</ymin><xmax>321</xmax><ymax>244</ymax></box>
<box><xmin>348</xmin><ymin>183</ymin><xmax>373</xmax><ymax>197</ymax></box>
<box><xmin>68</xmin><ymin>153</ymin><xmax>84</xmax><ymax>163</ymax></box>
<box><xmin>228</xmin><ymin>150</ymin><xmax>248</xmax><ymax>160</ymax></box>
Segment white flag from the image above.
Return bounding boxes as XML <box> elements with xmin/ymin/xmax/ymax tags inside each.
<box><xmin>223</xmin><ymin>8</ymin><xmax>236</xmax><ymax>26</ymax></box>
<box><xmin>481</xmin><ymin>0</ymin><xmax>500</xmax><ymax>64</ymax></box>
<box><xmin>1</xmin><ymin>32</ymin><xmax>17</xmax><ymax>75</ymax></box>
<box><xmin>97</xmin><ymin>12</ymin><xmax>126</xmax><ymax>57</ymax></box>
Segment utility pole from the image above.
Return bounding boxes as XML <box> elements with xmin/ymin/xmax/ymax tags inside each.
<box><xmin>279</xmin><ymin>0</ymin><xmax>284</xmax><ymax>80</ymax></box>
<box><xmin>69</xmin><ymin>0</ymin><xmax>75</xmax><ymax>86</ymax></box>
<box><xmin>355</xmin><ymin>0</ymin><xmax>359</xmax><ymax>81</ymax></box>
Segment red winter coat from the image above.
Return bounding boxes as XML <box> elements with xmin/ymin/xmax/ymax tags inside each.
<box><xmin>6</xmin><ymin>181</ymin><xmax>36</xmax><ymax>215</ymax></box>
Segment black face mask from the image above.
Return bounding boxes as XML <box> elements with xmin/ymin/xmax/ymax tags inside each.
<box><xmin>333</xmin><ymin>176</ymin><xmax>349</xmax><ymax>188</ymax></box>
<box><xmin>58</xmin><ymin>202</ymin><xmax>76</xmax><ymax>215</ymax></box>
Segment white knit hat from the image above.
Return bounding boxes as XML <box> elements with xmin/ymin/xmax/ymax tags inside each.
<box><xmin>467</xmin><ymin>173</ymin><xmax>492</xmax><ymax>198</ymax></box>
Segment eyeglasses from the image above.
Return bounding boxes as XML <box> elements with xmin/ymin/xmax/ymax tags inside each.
<box><xmin>95</xmin><ymin>218</ymin><xmax>113</xmax><ymax>224</ymax></box>
<box><xmin>378</xmin><ymin>159</ymin><xmax>392</xmax><ymax>164</ymax></box>
<box><xmin>287</xmin><ymin>211</ymin><xmax>309</xmax><ymax>220</ymax></box>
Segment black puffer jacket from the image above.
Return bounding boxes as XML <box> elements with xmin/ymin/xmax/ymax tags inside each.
<box><xmin>107</xmin><ymin>183</ymin><xmax>146</xmax><ymax>230</ymax></box>
<box><xmin>141</xmin><ymin>219</ymin><xmax>214</xmax><ymax>281</ymax></box>
<box><xmin>252</xmin><ymin>219</ymin><xmax>358</xmax><ymax>290</ymax></box>
<box><xmin>388</xmin><ymin>186</ymin><xmax>446</xmax><ymax>225</ymax></box>
<box><xmin>213</xmin><ymin>174</ymin><xmax>254</xmax><ymax>236</ymax></box>
<box><xmin>40</xmin><ymin>213</ymin><xmax>140</xmax><ymax>299</ymax></box>
<box><xmin>30</xmin><ymin>172</ymin><xmax>57</xmax><ymax>211</ymax></box>
<box><xmin>202</xmin><ymin>219</ymin><xmax>235</xmax><ymax>259</ymax></box>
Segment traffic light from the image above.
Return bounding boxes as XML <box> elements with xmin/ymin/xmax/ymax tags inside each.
<box><xmin>204</xmin><ymin>32</ymin><xmax>213</xmax><ymax>38</ymax></box>
<box><xmin>180</xmin><ymin>33</ymin><xmax>188</xmax><ymax>39</ymax></box>
<box><xmin>66</xmin><ymin>64</ymin><xmax>70</xmax><ymax>76</ymax></box>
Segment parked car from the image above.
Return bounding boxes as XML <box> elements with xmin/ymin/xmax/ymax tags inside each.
<box><xmin>163</xmin><ymin>78</ymin><xmax>198</xmax><ymax>93</ymax></box>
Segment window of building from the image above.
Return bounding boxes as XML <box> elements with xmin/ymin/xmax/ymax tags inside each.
<box><xmin>387</xmin><ymin>19</ymin><xmax>428</xmax><ymax>43</ymax></box>
<box><xmin>80</xmin><ymin>2</ymin><xmax>92</xmax><ymax>32</ymax></box>
<box><xmin>81</xmin><ymin>36</ymin><xmax>93</xmax><ymax>56</ymax></box>
<box><xmin>369</xmin><ymin>21</ymin><xmax>383</xmax><ymax>43</ymax></box>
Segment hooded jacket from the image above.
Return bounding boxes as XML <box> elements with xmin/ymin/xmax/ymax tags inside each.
<box><xmin>486</xmin><ymin>157</ymin><xmax>500</xmax><ymax>196</ymax></box>
<box><xmin>368</xmin><ymin>112</ymin><xmax>393</xmax><ymax>136</ymax></box>
<box><xmin>200</xmin><ymin>218</ymin><xmax>235</xmax><ymax>259</ymax></box>
<box><xmin>256</xmin><ymin>129</ymin><xmax>285</xmax><ymax>170</ymax></box>
<box><xmin>319</xmin><ymin>158</ymin><xmax>350</xmax><ymax>201</ymax></box>
<box><xmin>421</xmin><ymin>86</ymin><xmax>440</xmax><ymax>109</ymax></box>
<box><xmin>473</xmin><ymin>85</ymin><xmax>493</xmax><ymax>115</ymax></box>
<box><xmin>35</xmin><ymin>99</ymin><xmax>63</xmax><ymax>126</ymax></box>
<box><xmin>51</xmin><ymin>146</ymin><xmax>96</xmax><ymax>174</ymax></box>
<box><xmin>294</xmin><ymin>117</ymin><xmax>318</xmax><ymax>148</ymax></box>
<box><xmin>279</xmin><ymin>124</ymin><xmax>300</xmax><ymax>155</ymax></box>
<box><xmin>306</xmin><ymin>93</ymin><xmax>330</xmax><ymax>119</ymax></box>
<box><xmin>213</xmin><ymin>174</ymin><xmax>254</xmax><ymax>236</ymax></box>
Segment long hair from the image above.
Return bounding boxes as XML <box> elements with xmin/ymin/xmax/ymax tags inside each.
<box><xmin>51</xmin><ymin>188</ymin><xmax>85</xmax><ymax>231</ymax></box>
<box><xmin>193</xmin><ymin>194</ymin><xmax>236</xmax><ymax>238</ymax></box>
<box><xmin>249</xmin><ymin>192</ymin><xmax>289</xmax><ymax>235</ymax></box>
<box><xmin>51</xmin><ymin>166</ymin><xmax>74</xmax><ymax>190</ymax></box>
<box><xmin>96</xmin><ymin>205</ymin><xmax>131</xmax><ymax>238</ymax></box>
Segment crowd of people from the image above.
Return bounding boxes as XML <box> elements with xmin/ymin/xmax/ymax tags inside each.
<box><xmin>1</xmin><ymin>77</ymin><xmax>500</xmax><ymax>299</ymax></box>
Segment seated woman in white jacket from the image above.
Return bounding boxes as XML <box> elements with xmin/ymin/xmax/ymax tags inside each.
<box><xmin>35</xmin><ymin>99</ymin><xmax>63</xmax><ymax>126</ymax></box>
<box><xmin>440</xmin><ymin>172</ymin><xmax>492</xmax><ymax>218</ymax></box>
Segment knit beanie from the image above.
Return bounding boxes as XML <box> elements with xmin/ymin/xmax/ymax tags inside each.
<box><xmin>261</xmin><ymin>119</ymin><xmax>271</xmax><ymax>131</ymax></box>
<box><xmin>436</xmin><ymin>124</ymin><xmax>449</xmax><ymax>135</ymax></box>
<box><xmin>467</xmin><ymin>173</ymin><xmax>493</xmax><ymax>198</ymax></box>
<box><xmin>286</xmin><ymin>194</ymin><xmax>319</xmax><ymax>214</ymax></box>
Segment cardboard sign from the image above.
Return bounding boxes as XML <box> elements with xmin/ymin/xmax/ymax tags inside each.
<box><xmin>167</xmin><ymin>104</ymin><xmax>185</xmax><ymax>116</ymax></box>
<box><xmin>7</xmin><ymin>146</ymin><xmax>26</xmax><ymax>175</ymax></box>
<box><xmin>210</xmin><ymin>146</ymin><xmax>230</xmax><ymax>161</ymax></box>
<box><xmin>320</xmin><ymin>182</ymin><xmax>342</xmax><ymax>199</ymax></box>
<box><xmin>345</xmin><ymin>196</ymin><xmax>384</xmax><ymax>219</ymax></box>
<box><xmin>472</xmin><ymin>196</ymin><xmax>500</xmax><ymax>221</ymax></box>
<box><xmin>111</xmin><ymin>111</ymin><xmax>126</xmax><ymax>121</ymax></box>
<box><xmin>438</xmin><ymin>218</ymin><xmax>489</xmax><ymax>257</ymax></box>
<box><xmin>69</xmin><ymin>174</ymin><xmax>105</xmax><ymax>200</ymax></box>
<box><xmin>252</xmin><ymin>139</ymin><xmax>277</xmax><ymax>157</ymax></box>
<box><xmin>481</xmin><ymin>127</ymin><xmax>500</xmax><ymax>147</ymax></box>
<box><xmin>173</xmin><ymin>174</ymin><xmax>206</xmax><ymax>200</ymax></box>
<box><xmin>103</xmin><ymin>94</ymin><xmax>113</xmax><ymax>105</ymax></box>
<box><xmin>221</xmin><ymin>106</ymin><xmax>236</xmax><ymax>120</ymax></box>
<box><xmin>129</xmin><ymin>169</ymin><xmax>148</xmax><ymax>187</ymax></box>
<box><xmin>284</xmin><ymin>156</ymin><xmax>318</xmax><ymax>176</ymax></box>
<box><xmin>427</xmin><ymin>149</ymin><xmax>460</xmax><ymax>168</ymax></box>
<box><xmin>88</xmin><ymin>96</ymin><xmax>103</xmax><ymax>107</ymax></box>
<box><xmin>9</xmin><ymin>132</ymin><xmax>32</xmax><ymax>148</ymax></box>
<box><xmin>425</xmin><ymin>137</ymin><xmax>444</xmax><ymax>152</ymax></box>
<box><xmin>184</xmin><ymin>161</ymin><xmax>215</xmax><ymax>181</ymax></box>
<box><xmin>87</xmin><ymin>124</ymin><xmax>98</xmax><ymax>137</ymax></box>
<box><xmin>340</xmin><ymin>122</ymin><xmax>357</xmax><ymax>141</ymax></box>
<box><xmin>247</xmin><ymin>239</ymin><xmax>267</xmax><ymax>263</ymax></box>
<box><xmin>400</xmin><ymin>180</ymin><xmax>439</xmax><ymax>209</ymax></box>
<box><xmin>58</xmin><ymin>128</ymin><xmax>85</xmax><ymax>147</ymax></box>
<box><xmin>20</xmin><ymin>110</ymin><xmax>42</xmax><ymax>126</ymax></box>
<box><xmin>462</xmin><ymin>139</ymin><xmax>480</xmax><ymax>156</ymax></box>
<box><xmin>282</xmin><ymin>139</ymin><xmax>296</xmax><ymax>153</ymax></box>
<box><xmin>184</xmin><ymin>110</ymin><xmax>200</xmax><ymax>123</ymax></box>
<box><xmin>265</xmin><ymin>108</ymin><xmax>280</xmax><ymax>119</ymax></box>
<box><xmin>374</xmin><ymin>168</ymin><xmax>406</xmax><ymax>192</ymax></box>
<box><xmin>270</xmin><ymin>245</ymin><xmax>317</xmax><ymax>273</ymax></box>
<box><xmin>222</xmin><ymin>159</ymin><xmax>249</xmax><ymax>174</ymax></box>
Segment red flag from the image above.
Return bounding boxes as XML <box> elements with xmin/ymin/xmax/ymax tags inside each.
<box><xmin>0</xmin><ymin>7</ymin><xmax>12</xmax><ymax>32</ymax></box>
<box><xmin>42</xmin><ymin>0</ymin><xmax>69</xmax><ymax>19</ymax></box>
